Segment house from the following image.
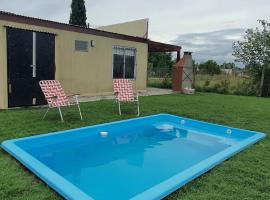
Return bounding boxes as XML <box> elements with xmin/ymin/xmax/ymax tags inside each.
<box><xmin>0</xmin><ymin>11</ymin><xmax>181</xmax><ymax>109</ymax></box>
<box><xmin>221</xmin><ymin>68</ymin><xmax>245</xmax><ymax>76</ymax></box>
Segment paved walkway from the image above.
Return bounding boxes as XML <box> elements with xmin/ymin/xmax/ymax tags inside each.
<box><xmin>79</xmin><ymin>88</ymin><xmax>173</xmax><ymax>102</ymax></box>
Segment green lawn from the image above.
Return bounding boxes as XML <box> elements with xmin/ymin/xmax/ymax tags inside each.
<box><xmin>0</xmin><ymin>93</ymin><xmax>269</xmax><ymax>200</ymax></box>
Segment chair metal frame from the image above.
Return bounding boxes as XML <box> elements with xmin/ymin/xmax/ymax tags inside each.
<box><xmin>39</xmin><ymin>80</ymin><xmax>83</xmax><ymax>121</ymax></box>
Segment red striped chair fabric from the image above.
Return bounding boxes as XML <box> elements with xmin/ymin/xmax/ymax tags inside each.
<box><xmin>113</xmin><ymin>79</ymin><xmax>140</xmax><ymax>116</ymax></box>
<box><xmin>39</xmin><ymin>80</ymin><xmax>82</xmax><ymax>121</ymax></box>
<box><xmin>39</xmin><ymin>80</ymin><xmax>70</xmax><ymax>108</ymax></box>
<box><xmin>113</xmin><ymin>79</ymin><xmax>135</xmax><ymax>102</ymax></box>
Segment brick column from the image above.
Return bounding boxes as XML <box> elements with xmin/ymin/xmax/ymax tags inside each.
<box><xmin>172</xmin><ymin>65</ymin><xmax>183</xmax><ymax>92</ymax></box>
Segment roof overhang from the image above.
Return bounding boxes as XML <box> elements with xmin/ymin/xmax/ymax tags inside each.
<box><xmin>0</xmin><ymin>11</ymin><xmax>183</xmax><ymax>50</ymax></box>
<box><xmin>0</xmin><ymin>11</ymin><xmax>148</xmax><ymax>43</ymax></box>
<box><xmin>148</xmin><ymin>40</ymin><xmax>181</xmax><ymax>52</ymax></box>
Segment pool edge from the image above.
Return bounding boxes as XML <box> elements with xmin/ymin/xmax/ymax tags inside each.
<box><xmin>131</xmin><ymin>132</ymin><xmax>266</xmax><ymax>200</ymax></box>
<box><xmin>1</xmin><ymin>140</ymin><xmax>93</xmax><ymax>200</ymax></box>
<box><xmin>1</xmin><ymin>113</ymin><xmax>267</xmax><ymax>200</ymax></box>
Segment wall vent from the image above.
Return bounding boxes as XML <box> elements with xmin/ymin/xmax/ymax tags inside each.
<box><xmin>75</xmin><ymin>40</ymin><xmax>89</xmax><ymax>52</ymax></box>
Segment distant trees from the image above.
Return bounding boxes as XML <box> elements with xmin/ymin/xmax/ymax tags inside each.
<box><xmin>220</xmin><ymin>62</ymin><xmax>236</xmax><ymax>69</ymax></box>
<box><xmin>148</xmin><ymin>52</ymin><xmax>174</xmax><ymax>69</ymax></box>
<box><xmin>198</xmin><ymin>60</ymin><xmax>221</xmax><ymax>75</ymax></box>
<box><xmin>233</xmin><ymin>20</ymin><xmax>270</xmax><ymax>96</ymax></box>
<box><xmin>196</xmin><ymin>60</ymin><xmax>244</xmax><ymax>75</ymax></box>
<box><xmin>69</xmin><ymin>0</ymin><xmax>87</xmax><ymax>27</ymax></box>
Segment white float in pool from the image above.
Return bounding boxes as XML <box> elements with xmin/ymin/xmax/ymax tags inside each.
<box><xmin>100</xmin><ymin>131</ymin><xmax>108</xmax><ymax>137</ymax></box>
<box><xmin>226</xmin><ymin>129</ymin><xmax>232</xmax><ymax>135</ymax></box>
<box><xmin>155</xmin><ymin>124</ymin><xmax>174</xmax><ymax>132</ymax></box>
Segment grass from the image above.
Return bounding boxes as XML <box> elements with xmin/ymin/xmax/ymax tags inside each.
<box><xmin>0</xmin><ymin>93</ymin><xmax>269</xmax><ymax>200</ymax></box>
<box><xmin>195</xmin><ymin>74</ymin><xmax>247</xmax><ymax>88</ymax></box>
<box><xmin>195</xmin><ymin>74</ymin><xmax>257</xmax><ymax>96</ymax></box>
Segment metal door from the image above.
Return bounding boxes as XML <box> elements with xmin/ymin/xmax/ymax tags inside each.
<box><xmin>7</xmin><ymin>27</ymin><xmax>55</xmax><ymax>107</ymax></box>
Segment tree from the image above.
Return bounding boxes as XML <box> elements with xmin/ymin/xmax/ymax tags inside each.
<box><xmin>148</xmin><ymin>52</ymin><xmax>174</xmax><ymax>69</ymax></box>
<box><xmin>69</xmin><ymin>0</ymin><xmax>87</xmax><ymax>27</ymax></box>
<box><xmin>198</xmin><ymin>60</ymin><xmax>221</xmax><ymax>75</ymax></box>
<box><xmin>233</xmin><ymin>20</ymin><xmax>270</xmax><ymax>96</ymax></box>
<box><xmin>220</xmin><ymin>62</ymin><xmax>236</xmax><ymax>69</ymax></box>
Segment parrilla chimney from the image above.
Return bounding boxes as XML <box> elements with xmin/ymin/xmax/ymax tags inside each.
<box><xmin>172</xmin><ymin>51</ymin><xmax>194</xmax><ymax>93</ymax></box>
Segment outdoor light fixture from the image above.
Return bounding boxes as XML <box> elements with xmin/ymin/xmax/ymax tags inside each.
<box><xmin>90</xmin><ymin>40</ymin><xmax>95</xmax><ymax>47</ymax></box>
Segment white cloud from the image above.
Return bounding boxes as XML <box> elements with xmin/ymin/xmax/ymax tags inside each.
<box><xmin>172</xmin><ymin>29</ymin><xmax>246</xmax><ymax>64</ymax></box>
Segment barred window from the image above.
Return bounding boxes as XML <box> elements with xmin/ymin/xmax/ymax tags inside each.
<box><xmin>75</xmin><ymin>40</ymin><xmax>89</xmax><ymax>52</ymax></box>
<box><xmin>113</xmin><ymin>46</ymin><xmax>136</xmax><ymax>79</ymax></box>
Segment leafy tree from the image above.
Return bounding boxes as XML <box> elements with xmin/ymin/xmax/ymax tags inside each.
<box><xmin>69</xmin><ymin>0</ymin><xmax>87</xmax><ymax>27</ymax></box>
<box><xmin>220</xmin><ymin>62</ymin><xmax>236</xmax><ymax>69</ymax></box>
<box><xmin>148</xmin><ymin>52</ymin><xmax>174</xmax><ymax>69</ymax></box>
<box><xmin>198</xmin><ymin>60</ymin><xmax>221</xmax><ymax>75</ymax></box>
<box><xmin>233</xmin><ymin>20</ymin><xmax>270</xmax><ymax>96</ymax></box>
<box><xmin>245</xmin><ymin>63</ymin><xmax>270</xmax><ymax>96</ymax></box>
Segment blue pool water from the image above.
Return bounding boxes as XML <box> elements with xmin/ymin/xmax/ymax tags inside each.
<box><xmin>1</xmin><ymin>114</ymin><xmax>265</xmax><ymax>200</ymax></box>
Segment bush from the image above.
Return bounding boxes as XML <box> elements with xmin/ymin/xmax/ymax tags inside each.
<box><xmin>204</xmin><ymin>78</ymin><xmax>210</xmax><ymax>87</ymax></box>
<box><xmin>215</xmin><ymin>78</ymin><xmax>230</xmax><ymax>94</ymax></box>
<box><xmin>161</xmin><ymin>74</ymin><xmax>172</xmax><ymax>89</ymax></box>
<box><xmin>233</xmin><ymin>80</ymin><xmax>257</xmax><ymax>96</ymax></box>
<box><xmin>147</xmin><ymin>77</ymin><xmax>172</xmax><ymax>89</ymax></box>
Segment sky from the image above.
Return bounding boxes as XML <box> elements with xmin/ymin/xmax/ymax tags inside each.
<box><xmin>1</xmin><ymin>0</ymin><xmax>270</xmax><ymax>64</ymax></box>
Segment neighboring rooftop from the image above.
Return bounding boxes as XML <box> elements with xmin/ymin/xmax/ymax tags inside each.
<box><xmin>97</xmin><ymin>18</ymin><xmax>149</xmax><ymax>38</ymax></box>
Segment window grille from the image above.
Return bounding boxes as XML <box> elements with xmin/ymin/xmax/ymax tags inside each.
<box><xmin>113</xmin><ymin>46</ymin><xmax>136</xmax><ymax>79</ymax></box>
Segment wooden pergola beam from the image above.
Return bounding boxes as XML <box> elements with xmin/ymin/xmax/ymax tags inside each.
<box><xmin>148</xmin><ymin>40</ymin><xmax>181</xmax><ymax>61</ymax></box>
<box><xmin>148</xmin><ymin>40</ymin><xmax>181</xmax><ymax>52</ymax></box>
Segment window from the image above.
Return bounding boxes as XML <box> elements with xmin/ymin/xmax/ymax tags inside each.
<box><xmin>113</xmin><ymin>46</ymin><xmax>136</xmax><ymax>79</ymax></box>
<box><xmin>75</xmin><ymin>40</ymin><xmax>89</xmax><ymax>52</ymax></box>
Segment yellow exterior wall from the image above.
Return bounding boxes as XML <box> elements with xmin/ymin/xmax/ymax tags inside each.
<box><xmin>0</xmin><ymin>24</ymin><xmax>7</xmax><ymax>109</ymax></box>
<box><xmin>98</xmin><ymin>19</ymin><xmax>149</xmax><ymax>38</ymax></box>
<box><xmin>0</xmin><ymin>20</ymin><xmax>148</xmax><ymax>109</ymax></box>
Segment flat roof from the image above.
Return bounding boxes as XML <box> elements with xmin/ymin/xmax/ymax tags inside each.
<box><xmin>0</xmin><ymin>11</ymin><xmax>182</xmax><ymax>51</ymax></box>
<box><xmin>0</xmin><ymin>11</ymin><xmax>148</xmax><ymax>43</ymax></box>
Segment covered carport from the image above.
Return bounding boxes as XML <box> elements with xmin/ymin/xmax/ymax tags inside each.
<box><xmin>147</xmin><ymin>40</ymin><xmax>181</xmax><ymax>61</ymax></box>
<box><xmin>147</xmin><ymin>40</ymin><xmax>194</xmax><ymax>92</ymax></box>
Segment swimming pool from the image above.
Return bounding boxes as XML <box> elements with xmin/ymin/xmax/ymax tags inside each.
<box><xmin>1</xmin><ymin>114</ymin><xmax>265</xmax><ymax>200</ymax></box>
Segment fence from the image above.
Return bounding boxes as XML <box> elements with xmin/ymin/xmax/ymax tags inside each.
<box><xmin>147</xmin><ymin>66</ymin><xmax>171</xmax><ymax>78</ymax></box>
<box><xmin>147</xmin><ymin>64</ymin><xmax>172</xmax><ymax>88</ymax></box>
<box><xmin>147</xmin><ymin>62</ymin><xmax>270</xmax><ymax>97</ymax></box>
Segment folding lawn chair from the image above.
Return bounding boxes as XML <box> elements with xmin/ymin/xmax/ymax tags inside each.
<box><xmin>39</xmin><ymin>80</ymin><xmax>82</xmax><ymax>121</ymax></box>
<box><xmin>113</xmin><ymin>79</ymin><xmax>140</xmax><ymax>116</ymax></box>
